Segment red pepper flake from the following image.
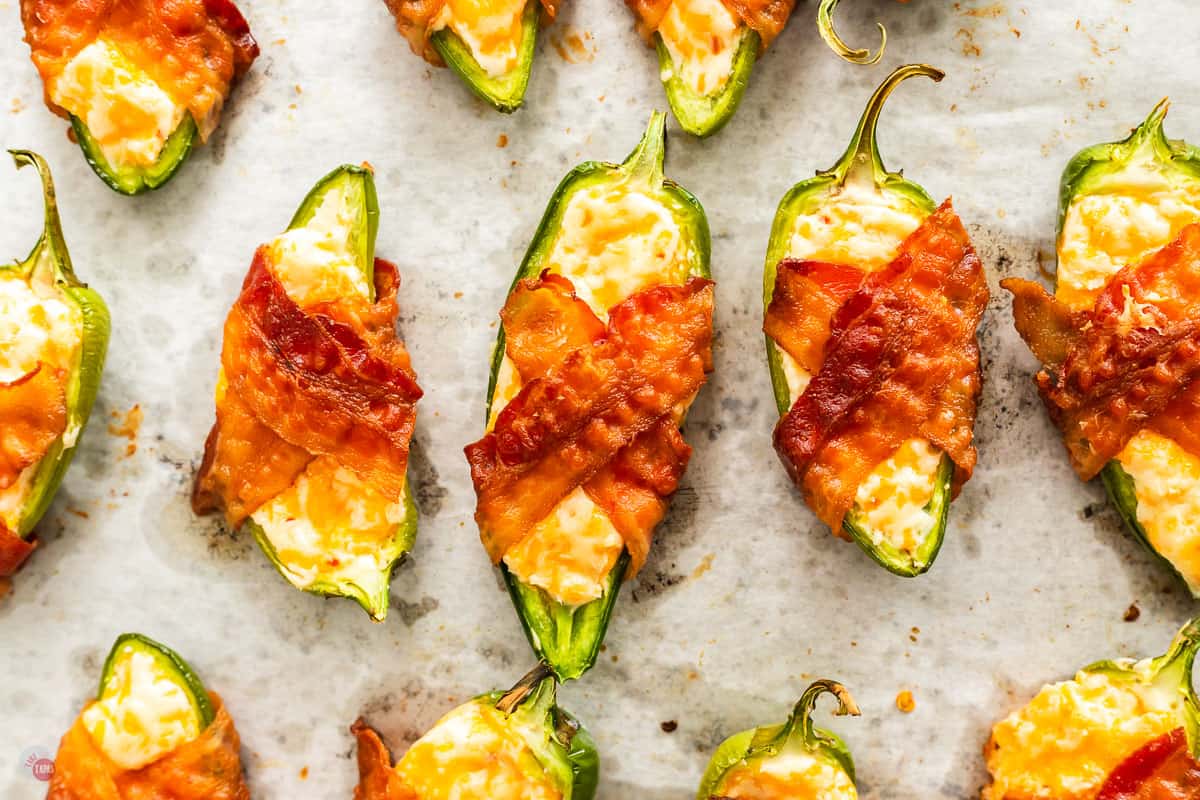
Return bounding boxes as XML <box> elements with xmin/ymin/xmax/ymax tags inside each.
<box><xmin>497</xmin><ymin>134</ymin><xmax>509</xmax><ymax>148</ymax></box>
<box><xmin>660</xmin><ymin>720</ymin><xmax>678</xmax><ymax>733</ymax></box>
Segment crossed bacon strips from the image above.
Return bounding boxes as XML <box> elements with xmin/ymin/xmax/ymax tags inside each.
<box><xmin>1006</xmin><ymin>223</ymin><xmax>1200</xmax><ymax>478</ymax></box>
<box><xmin>47</xmin><ymin>694</ymin><xmax>249</xmax><ymax>800</ymax></box>
<box><xmin>193</xmin><ymin>250</ymin><xmax>422</xmax><ymax>527</ymax></box>
<box><xmin>465</xmin><ymin>272</ymin><xmax>714</xmax><ymax>578</ymax></box>
<box><xmin>766</xmin><ymin>200</ymin><xmax>989</xmax><ymax>532</ymax></box>
<box><xmin>626</xmin><ymin>0</ymin><xmax>795</xmax><ymax>50</ymax></box>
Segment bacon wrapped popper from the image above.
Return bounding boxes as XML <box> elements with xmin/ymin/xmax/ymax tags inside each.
<box><xmin>382</xmin><ymin>0</ymin><xmax>558</xmax><ymax>113</ymax></box>
<box><xmin>696</xmin><ymin>680</ymin><xmax>862</xmax><ymax>800</ymax></box>
<box><xmin>193</xmin><ymin>165</ymin><xmax>422</xmax><ymax>621</ymax></box>
<box><xmin>763</xmin><ymin>65</ymin><xmax>987</xmax><ymax>577</ymax></box>
<box><xmin>464</xmin><ymin>112</ymin><xmax>713</xmax><ymax>680</ymax></box>
<box><xmin>1006</xmin><ymin>102</ymin><xmax>1200</xmax><ymax>596</ymax></box>
<box><xmin>47</xmin><ymin>633</ymin><xmax>249</xmax><ymax>800</ymax></box>
<box><xmin>351</xmin><ymin>664</ymin><xmax>599</xmax><ymax>800</ymax></box>
<box><xmin>1</xmin><ymin>151</ymin><xmax>109</xmax><ymax>580</ymax></box>
<box><xmin>623</xmin><ymin>0</ymin><xmax>884</xmax><ymax>137</ymax></box>
<box><xmin>983</xmin><ymin>617</ymin><xmax>1200</xmax><ymax>800</ymax></box>
<box><xmin>20</xmin><ymin>0</ymin><xmax>258</xmax><ymax>195</ymax></box>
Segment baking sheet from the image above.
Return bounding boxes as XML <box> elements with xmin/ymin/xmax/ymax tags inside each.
<box><xmin>2</xmin><ymin>0</ymin><xmax>1198</xmax><ymax>797</ymax></box>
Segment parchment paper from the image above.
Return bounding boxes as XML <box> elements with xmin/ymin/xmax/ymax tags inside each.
<box><xmin>2</xmin><ymin>1</ymin><xmax>1198</xmax><ymax>797</ymax></box>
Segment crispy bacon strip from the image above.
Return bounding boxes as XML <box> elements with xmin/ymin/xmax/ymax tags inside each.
<box><xmin>0</xmin><ymin>363</ymin><xmax>68</xmax><ymax>491</ymax></box>
<box><xmin>769</xmin><ymin>200</ymin><xmax>987</xmax><ymax>531</ymax></box>
<box><xmin>1096</xmin><ymin>728</ymin><xmax>1200</xmax><ymax>800</ymax></box>
<box><xmin>351</xmin><ymin>720</ymin><xmax>418</xmax><ymax>800</ymax></box>
<box><xmin>47</xmin><ymin>694</ymin><xmax>249</xmax><ymax>800</ymax></box>
<box><xmin>21</xmin><ymin>0</ymin><xmax>258</xmax><ymax>140</ymax></box>
<box><xmin>625</xmin><ymin>0</ymin><xmax>795</xmax><ymax>51</ymax></box>
<box><xmin>0</xmin><ymin>523</ymin><xmax>36</xmax><ymax>577</ymax></box>
<box><xmin>765</xmin><ymin>260</ymin><xmax>864</xmax><ymax>374</ymax></box>
<box><xmin>502</xmin><ymin>272</ymin><xmax>607</xmax><ymax>381</ymax></box>
<box><xmin>193</xmin><ymin>253</ymin><xmax>422</xmax><ymax>527</ymax></box>
<box><xmin>467</xmin><ymin>276</ymin><xmax>713</xmax><ymax>568</ymax></box>
<box><xmin>1005</xmin><ymin>224</ymin><xmax>1200</xmax><ymax>478</ymax></box>
<box><xmin>382</xmin><ymin>0</ymin><xmax>560</xmax><ymax>68</ymax></box>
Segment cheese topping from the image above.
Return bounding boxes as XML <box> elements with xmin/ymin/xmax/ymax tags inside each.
<box><xmin>489</xmin><ymin>183</ymin><xmax>691</xmax><ymax>606</ymax></box>
<box><xmin>1058</xmin><ymin>155</ymin><xmax>1200</xmax><ymax>312</ymax></box>
<box><xmin>81</xmin><ymin>646</ymin><xmax>202</xmax><ymax>772</ymax></box>
<box><xmin>658</xmin><ymin>0</ymin><xmax>743</xmax><ymax>97</ymax></box>
<box><xmin>716</xmin><ymin>750</ymin><xmax>858</xmax><ymax>800</ymax></box>
<box><xmin>432</xmin><ymin>0</ymin><xmax>528</xmax><ymax>78</ymax></box>
<box><xmin>1116</xmin><ymin>430</ymin><xmax>1200</xmax><ymax>593</ymax></box>
<box><xmin>49</xmin><ymin>39</ymin><xmax>185</xmax><ymax>169</ymax></box>
<box><xmin>0</xmin><ymin>270</ymin><xmax>83</xmax><ymax>530</ymax></box>
<box><xmin>984</xmin><ymin>670</ymin><xmax>1180</xmax><ymax>800</ymax></box>
<box><xmin>267</xmin><ymin>186</ymin><xmax>370</xmax><ymax>308</ymax></box>
<box><xmin>778</xmin><ymin>184</ymin><xmax>941</xmax><ymax>550</ymax></box>
<box><xmin>503</xmin><ymin>487</ymin><xmax>625</xmax><ymax>606</ymax></box>
<box><xmin>394</xmin><ymin>701</ymin><xmax>561</xmax><ymax>800</ymax></box>
<box><xmin>250</xmin><ymin>457</ymin><xmax>408</xmax><ymax>590</ymax></box>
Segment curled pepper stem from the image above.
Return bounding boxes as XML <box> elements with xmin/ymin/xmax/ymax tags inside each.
<box><xmin>817</xmin><ymin>0</ymin><xmax>886</xmax><ymax>65</ymax></box>
<box><xmin>496</xmin><ymin>662</ymin><xmax>556</xmax><ymax>714</ymax></box>
<box><xmin>623</xmin><ymin>111</ymin><xmax>667</xmax><ymax>188</ymax></box>
<box><xmin>824</xmin><ymin>64</ymin><xmax>945</xmax><ymax>189</ymax></box>
<box><xmin>8</xmin><ymin>149</ymin><xmax>75</xmax><ymax>283</ymax></box>
<box><xmin>789</xmin><ymin>679</ymin><xmax>860</xmax><ymax>749</ymax></box>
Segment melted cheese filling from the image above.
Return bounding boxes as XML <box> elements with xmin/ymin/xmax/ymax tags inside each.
<box><xmin>395</xmin><ymin>701</ymin><xmax>561</xmax><ymax>800</ymax></box>
<box><xmin>81</xmin><ymin>646</ymin><xmax>201</xmax><ymax>772</ymax></box>
<box><xmin>432</xmin><ymin>0</ymin><xmax>528</xmax><ymax>78</ymax></box>
<box><xmin>1059</xmin><ymin>164</ymin><xmax>1200</xmax><ymax>581</ymax></box>
<box><xmin>493</xmin><ymin>183</ymin><xmax>692</xmax><ymax>606</ymax></box>
<box><xmin>1116</xmin><ymin>430</ymin><xmax>1200</xmax><ymax>592</ymax></box>
<box><xmin>0</xmin><ymin>270</ymin><xmax>83</xmax><ymax>531</ymax></box>
<box><xmin>50</xmin><ymin>39</ymin><xmax>185</xmax><ymax>169</ymax></box>
<box><xmin>984</xmin><ymin>669</ymin><xmax>1180</xmax><ymax>800</ymax></box>
<box><xmin>778</xmin><ymin>183</ymin><xmax>940</xmax><ymax>550</ymax></box>
<box><xmin>716</xmin><ymin>750</ymin><xmax>858</xmax><ymax>800</ymax></box>
<box><xmin>247</xmin><ymin>188</ymin><xmax>404</xmax><ymax>588</ymax></box>
<box><xmin>658</xmin><ymin>0</ymin><xmax>743</xmax><ymax>98</ymax></box>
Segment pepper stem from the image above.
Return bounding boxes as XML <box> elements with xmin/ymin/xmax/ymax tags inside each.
<box><xmin>818</xmin><ymin>0</ymin><xmax>886</xmax><ymax>65</ymax></box>
<box><xmin>9</xmin><ymin>149</ymin><xmax>75</xmax><ymax>283</ymax></box>
<box><xmin>496</xmin><ymin>662</ymin><xmax>556</xmax><ymax>714</ymax></box>
<box><xmin>823</xmin><ymin>64</ymin><xmax>945</xmax><ymax>190</ymax></box>
<box><xmin>622</xmin><ymin>111</ymin><xmax>667</xmax><ymax>188</ymax></box>
<box><xmin>1122</xmin><ymin>98</ymin><xmax>1171</xmax><ymax>159</ymax></box>
<box><xmin>785</xmin><ymin>680</ymin><xmax>860</xmax><ymax>751</ymax></box>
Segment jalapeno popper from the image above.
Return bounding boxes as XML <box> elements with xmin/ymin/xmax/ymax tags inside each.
<box><xmin>192</xmin><ymin>165</ymin><xmax>422</xmax><ymax>621</ymax></box>
<box><xmin>983</xmin><ymin>617</ymin><xmax>1200</xmax><ymax>800</ymax></box>
<box><xmin>763</xmin><ymin>65</ymin><xmax>987</xmax><ymax>577</ymax></box>
<box><xmin>48</xmin><ymin>633</ymin><xmax>249</xmax><ymax>799</ymax></box>
<box><xmin>352</xmin><ymin>664</ymin><xmax>599</xmax><ymax>800</ymax></box>
<box><xmin>1006</xmin><ymin>102</ymin><xmax>1200</xmax><ymax>597</ymax></box>
<box><xmin>697</xmin><ymin>680</ymin><xmax>861</xmax><ymax>800</ymax></box>
<box><xmin>383</xmin><ymin>0</ymin><xmax>558</xmax><ymax>113</ymax></box>
<box><xmin>464</xmin><ymin>112</ymin><xmax>713</xmax><ymax>680</ymax></box>
<box><xmin>1</xmin><ymin>151</ymin><xmax>109</xmax><ymax>579</ymax></box>
<box><xmin>20</xmin><ymin>0</ymin><xmax>258</xmax><ymax>195</ymax></box>
<box><xmin>623</xmin><ymin>0</ymin><xmax>884</xmax><ymax>137</ymax></box>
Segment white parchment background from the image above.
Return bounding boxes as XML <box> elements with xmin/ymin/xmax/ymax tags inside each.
<box><xmin>2</xmin><ymin>1</ymin><xmax>1198</xmax><ymax>797</ymax></box>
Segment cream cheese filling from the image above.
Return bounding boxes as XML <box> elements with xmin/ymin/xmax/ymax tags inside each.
<box><xmin>657</xmin><ymin>0</ymin><xmax>744</xmax><ymax>98</ymax></box>
<box><xmin>716</xmin><ymin>749</ymin><xmax>858</xmax><ymax>799</ymax></box>
<box><xmin>431</xmin><ymin>0</ymin><xmax>528</xmax><ymax>78</ymax></box>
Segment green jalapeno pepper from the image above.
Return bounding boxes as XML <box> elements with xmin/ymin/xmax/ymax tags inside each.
<box><xmin>483</xmin><ymin>112</ymin><xmax>710</xmax><ymax>680</ymax></box>
<box><xmin>655</xmin><ymin>28</ymin><xmax>759</xmax><ymax>138</ymax></box>
<box><xmin>1</xmin><ymin>150</ymin><xmax>110</xmax><ymax>549</ymax></box>
<box><xmin>97</xmin><ymin>633</ymin><xmax>215</xmax><ymax>730</ymax></box>
<box><xmin>431</xmin><ymin>0</ymin><xmax>541</xmax><ymax>113</ymax></box>
<box><xmin>697</xmin><ymin>680</ymin><xmax>860</xmax><ymax>799</ymax></box>
<box><xmin>763</xmin><ymin>65</ymin><xmax>950</xmax><ymax>577</ymax></box>
<box><xmin>71</xmin><ymin>113</ymin><xmax>199</xmax><ymax>196</ymax></box>
<box><xmin>1054</xmin><ymin>101</ymin><xmax>1200</xmax><ymax>596</ymax></box>
<box><xmin>817</xmin><ymin>0</ymin><xmax>886</xmax><ymax>65</ymax></box>
<box><xmin>236</xmin><ymin>165</ymin><xmax>418</xmax><ymax>621</ymax></box>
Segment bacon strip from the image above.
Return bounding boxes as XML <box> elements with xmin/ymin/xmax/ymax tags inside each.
<box><xmin>382</xmin><ymin>0</ymin><xmax>561</xmax><ymax>68</ymax></box>
<box><xmin>765</xmin><ymin>260</ymin><xmax>864</xmax><ymax>374</ymax></box>
<box><xmin>21</xmin><ymin>0</ymin><xmax>258</xmax><ymax>141</ymax></box>
<box><xmin>193</xmin><ymin>253</ymin><xmax>421</xmax><ymax>527</ymax></box>
<box><xmin>351</xmin><ymin>720</ymin><xmax>418</xmax><ymax>800</ymax></box>
<box><xmin>47</xmin><ymin>694</ymin><xmax>249</xmax><ymax>800</ymax></box>
<box><xmin>0</xmin><ymin>363</ymin><xmax>68</xmax><ymax>491</ymax></box>
<box><xmin>467</xmin><ymin>276</ymin><xmax>713</xmax><ymax>570</ymax></box>
<box><xmin>0</xmin><ymin>523</ymin><xmax>36</xmax><ymax>577</ymax></box>
<box><xmin>502</xmin><ymin>272</ymin><xmax>606</xmax><ymax>381</ymax></box>
<box><xmin>1096</xmin><ymin>728</ymin><xmax>1200</xmax><ymax>800</ymax></box>
<box><xmin>769</xmin><ymin>200</ymin><xmax>987</xmax><ymax>531</ymax></box>
<box><xmin>625</xmin><ymin>0</ymin><xmax>795</xmax><ymax>51</ymax></box>
<box><xmin>1005</xmin><ymin>223</ymin><xmax>1200</xmax><ymax>478</ymax></box>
